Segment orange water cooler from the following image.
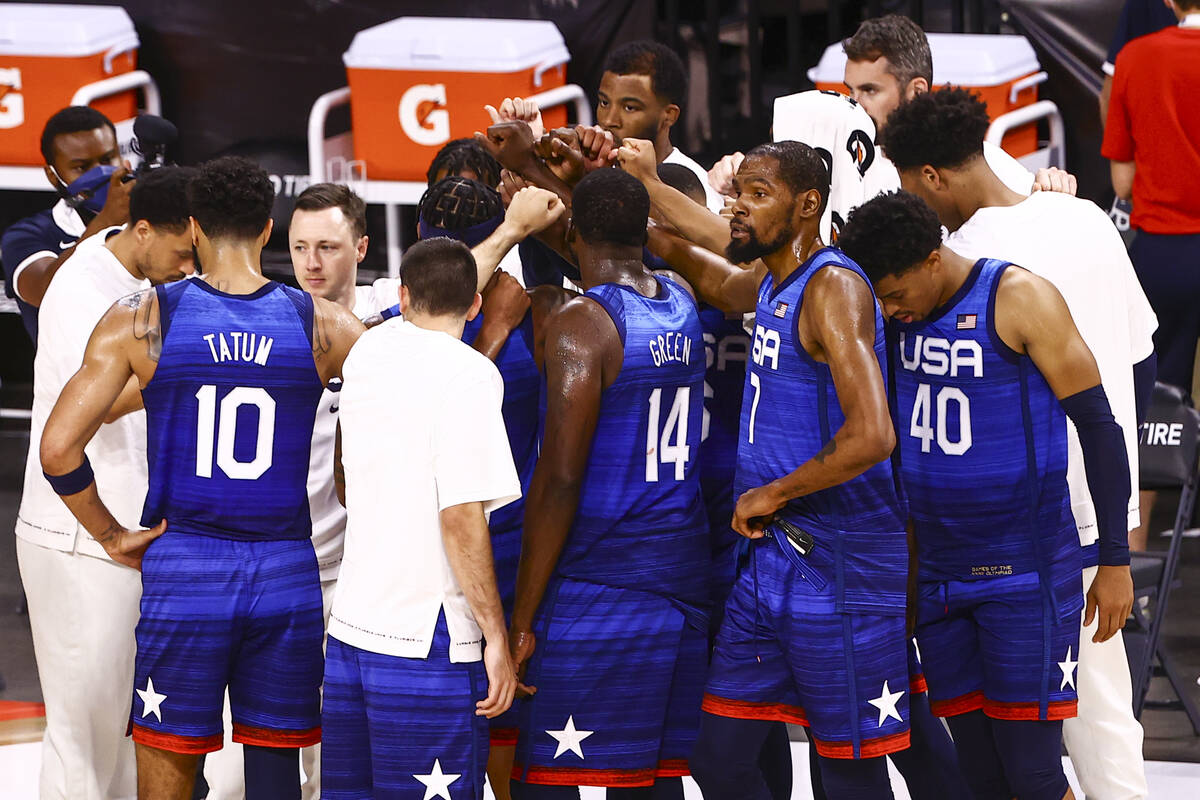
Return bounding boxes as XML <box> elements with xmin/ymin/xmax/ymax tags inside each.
<box><xmin>808</xmin><ymin>33</ymin><xmax>1048</xmax><ymax>159</ymax></box>
<box><xmin>0</xmin><ymin>4</ymin><xmax>142</xmax><ymax>166</ymax></box>
<box><xmin>342</xmin><ymin>17</ymin><xmax>573</xmax><ymax>182</ymax></box>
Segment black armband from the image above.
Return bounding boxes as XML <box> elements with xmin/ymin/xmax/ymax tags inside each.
<box><xmin>43</xmin><ymin>456</ymin><xmax>95</xmax><ymax>496</ymax></box>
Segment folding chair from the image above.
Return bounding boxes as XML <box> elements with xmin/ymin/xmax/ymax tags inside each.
<box><xmin>1127</xmin><ymin>382</ymin><xmax>1200</xmax><ymax>733</ymax></box>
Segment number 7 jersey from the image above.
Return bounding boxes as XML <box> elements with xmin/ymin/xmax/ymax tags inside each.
<box><xmin>891</xmin><ymin>258</ymin><xmax>1076</xmax><ymax>582</ymax></box>
<box><xmin>140</xmin><ymin>279</ymin><xmax>324</xmax><ymax>541</ymax></box>
<box><xmin>555</xmin><ymin>275</ymin><xmax>710</xmax><ymax>616</ymax></box>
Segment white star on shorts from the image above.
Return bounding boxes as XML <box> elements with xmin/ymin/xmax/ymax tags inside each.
<box><xmin>867</xmin><ymin>680</ymin><xmax>905</xmax><ymax>727</ymax></box>
<box><xmin>413</xmin><ymin>758</ymin><xmax>460</xmax><ymax>800</ymax></box>
<box><xmin>137</xmin><ymin>677</ymin><xmax>167</xmax><ymax>723</ymax></box>
<box><xmin>1059</xmin><ymin>647</ymin><xmax>1078</xmax><ymax>691</ymax></box>
<box><xmin>546</xmin><ymin>715</ymin><xmax>594</xmax><ymax>759</ymax></box>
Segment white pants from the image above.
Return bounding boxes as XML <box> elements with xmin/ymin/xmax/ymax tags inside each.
<box><xmin>16</xmin><ymin>537</ymin><xmax>142</xmax><ymax>800</ymax></box>
<box><xmin>1062</xmin><ymin>564</ymin><xmax>1148</xmax><ymax>800</ymax></box>
<box><xmin>203</xmin><ymin>576</ymin><xmax>336</xmax><ymax>799</ymax></box>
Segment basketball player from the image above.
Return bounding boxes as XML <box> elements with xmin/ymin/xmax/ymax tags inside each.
<box><xmin>17</xmin><ymin>166</ymin><xmax>193</xmax><ymax>800</ymax></box>
<box><xmin>882</xmin><ymin>87</ymin><xmax>1153</xmax><ymax>799</ymax></box>
<box><xmin>622</xmin><ymin>138</ymin><xmax>910</xmax><ymax>797</ymax></box>
<box><xmin>506</xmin><ymin>169</ymin><xmax>708</xmax><ymax>798</ymax></box>
<box><xmin>839</xmin><ymin>190</ymin><xmax>1132</xmax><ymax>800</ymax></box>
<box><xmin>39</xmin><ymin>156</ymin><xmax>365</xmax><ymax>800</ymax></box>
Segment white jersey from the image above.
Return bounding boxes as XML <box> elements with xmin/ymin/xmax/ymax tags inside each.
<box><xmin>663</xmin><ymin>146</ymin><xmax>726</xmax><ymax>213</ymax></box>
<box><xmin>308</xmin><ymin>277</ymin><xmax>401</xmax><ymax>581</ymax></box>
<box><xmin>16</xmin><ymin>227</ymin><xmax>148</xmax><ymax>559</ymax></box>
<box><xmin>329</xmin><ymin>319</ymin><xmax>519</xmax><ymax>660</ymax></box>
<box><xmin>945</xmin><ymin>191</ymin><xmax>1158</xmax><ymax>545</ymax></box>
<box><xmin>772</xmin><ymin>90</ymin><xmax>881</xmax><ymax>243</ymax></box>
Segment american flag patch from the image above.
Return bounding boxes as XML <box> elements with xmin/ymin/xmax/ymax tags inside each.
<box><xmin>957</xmin><ymin>314</ymin><xmax>977</xmax><ymax>330</ymax></box>
<box><xmin>774</xmin><ymin>302</ymin><xmax>789</xmax><ymax>318</ymax></box>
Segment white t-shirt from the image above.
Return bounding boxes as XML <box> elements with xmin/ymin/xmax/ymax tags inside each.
<box><xmin>866</xmin><ymin>141</ymin><xmax>1035</xmax><ymax>199</ymax></box>
<box><xmin>328</xmin><ymin>319</ymin><xmax>520</xmax><ymax>661</ymax></box>
<box><xmin>945</xmin><ymin>191</ymin><xmax>1158</xmax><ymax>545</ymax></box>
<box><xmin>307</xmin><ymin>277</ymin><xmax>401</xmax><ymax>582</ymax></box>
<box><xmin>663</xmin><ymin>147</ymin><xmax>726</xmax><ymax>213</ymax></box>
<box><xmin>16</xmin><ymin>227</ymin><xmax>149</xmax><ymax>559</ymax></box>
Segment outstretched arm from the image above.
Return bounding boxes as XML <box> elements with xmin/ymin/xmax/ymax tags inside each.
<box><xmin>41</xmin><ymin>292</ymin><xmax>165</xmax><ymax>568</ymax></box>
<box><xmin>510</xmin><ymin>299</ymin><xmax>615</xmax><ymax>673</ymax></box>
<box><xmin>646</xmin><ymin>223</ymin><xmax>762</xmax><ymax>313</ymax></box>
<box><xmin>617</xmin><ymin>138</ymin><xmax>732</xmax><ymax>255</ymax></box>
<box><xmin>995</xmin><ymin>267</ymin><xmax>1132</xmax><ymax>643</ymax></box>
<box><xmin>732</xmin><ymin>268</ymin><xmax>895</xmax><ymax>537</ymax></box>
<box><xmin>470</xmin><ymin>186</ymin><xmax>565</xmax><ymax>291</ymax></box>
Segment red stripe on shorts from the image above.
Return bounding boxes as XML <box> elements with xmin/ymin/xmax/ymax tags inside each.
<box><xmin>131</xmin><ymin>724</ymin><xmax>224</xmax><ymax>754</ymax></box>
<box><xmin>656</xmin><ymin>758</ymin><xmax>690</xmax><ymax>777</ymax></box>
<box><xmin>233</xmin><ymin>724</ymin><xmax>321</xmax><ymax>748</ymax></box>
<box><xmin>929</xmin><ymin>690</ymin><xmax>985</xmax><ymax>717</ymax></box>
<box><xmin>513</xmin><ymin>763</ymin><xmax>659</xmax><ymax>787</ymax></box>
<box><xmin>700</xmin><ymin>693</ymin><xmax>810</xmax><ymax>726</ymax></box>
<box><xmin>983</xmin><ymin>697</ymin><xmax>1078</xmax><ymax>721</ymax></box>
<box><xmin>812</xmin><ymin>729</ymin><xmax>911</xmax><ymax>760</ymax></box>
<box><xmin>490</xmin><ymin>727</ymin><xmax>519</xmax><ymax>747</ymax></box>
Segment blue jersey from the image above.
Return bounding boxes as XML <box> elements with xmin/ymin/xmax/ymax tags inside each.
<box><xmin>141</xmin><ymin>279</ymin><xmax>324</xmax><ymax>540</ymax></box>
<box><xmin>736</xmin><ymin>248</ymin><xmax>905</xmax><ymax>535</ymax></box>
<box><xmin>698</xmin><ymin>305</ymin><xmax>749</xmax><ymax>590</ymax></box>
<box><xmin>557</xmin><ymin>275</ymin><xmax>709</xmax><ymax>614</ymax></box>
<box><xmin>891</xmin><ymin>259</ymin><xmax>1077</xmax><ymax>582</ymax></box>
<box><xmin>0</xmin><ymin>206</ymin><xmax>79</xmax><ymax>341</ymax></box>
<box><xmin>462</xmin><ymin>312</ymin><xmax>541</xmax><ymax>532</ymax></box>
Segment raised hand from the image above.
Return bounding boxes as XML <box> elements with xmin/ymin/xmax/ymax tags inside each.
<box><xmin>615</xmin><ymin>137</ymin><xmax>660</xmax><ymax>185</ymax></box>
<box><xmin>707</xmin><ymin>151</ymin><xmax>745</xmax><ymax>197</ymax></box>
<box><xmin>504</xmin><ymin>185</ymin><xmax>566</xmax><ymax>238</ymax></box>
<box><xmin>476</xmin><ymin>120</ymin><xmax>539</xmax><ymax>174</ymax></box>
<box><xmin>575</xmin><ymin>125</ymin><xmax>618</xmax><ymax>172</ymax></box>
<box><xmin>535</xmin><ymin>129</ymin><xmax>587</xmax><ymax>186</ymax></box>
<box><xmin>485</xmin><ymin>96</ymin><xmax>546</xmax><ymax>141</ymax></box>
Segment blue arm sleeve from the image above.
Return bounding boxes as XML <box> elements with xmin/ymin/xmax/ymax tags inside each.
<box><xmin>1133</xmin><ymin>352</ymin><xmax>1156</xmax><ymax>426</ymax></box>
<box><xmin>1060</xmin><ymin>385</ymin><xmax>1131</xmax><ymax>566</ymax></box>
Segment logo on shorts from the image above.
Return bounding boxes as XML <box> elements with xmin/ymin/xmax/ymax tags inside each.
<box><xmin>137</xmin><ymin>677</ymin><xmax>168</xmax><ymax>723</ymax></box>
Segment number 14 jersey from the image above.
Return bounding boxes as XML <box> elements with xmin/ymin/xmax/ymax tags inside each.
<box><xmin>556</xmin><ymin>275</ymin><xmax>709</xmax><ymax>615</ymax></box>
<box><xmin>892</xmin><ymin>258</ymin><xmax>1076</xmax><ymax>582</ymax></box>
<box><xmin>140</xmin><ymin>279</ymin><xmax>324</xmax><ymax>540</ymax></box>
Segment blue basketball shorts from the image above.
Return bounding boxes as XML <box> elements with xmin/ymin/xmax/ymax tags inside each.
<box><xmin>321</xmin><ymin>611</ymin><xmax>489</xmax><ymax>800</ymax></box>
<box><xmin>511</xmin><ymin>577</ymin><xmax>707</xmax><ymax>787</ymax></box>
<box><xmin>916</xmin><ymin>567</ymin><xmax>1083</xmax><ymax>721</ymax></box>
<box><xmin>130</xmin><ymin>533</ymin><xmax>324</xmax><ymax>753</ymax></box>
<box><xmin>702</xmin><ymin>534</ymin><xmax>911</xmax><ymax>760</ymax></box>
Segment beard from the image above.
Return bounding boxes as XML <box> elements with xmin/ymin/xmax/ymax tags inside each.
<box><xmin>725</xmin><ymin>226</ymin><xmax>793</xmax><ymax>265</ymax></box>
<box><xmin>609</xmin><ymin>118</ymin><xmax>661</xmax><ymax>147</ymax></box>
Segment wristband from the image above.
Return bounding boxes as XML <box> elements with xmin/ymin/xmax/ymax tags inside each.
<box><xmin>44</xmin><ymin>456</ymin><xmax>95</xmax><ymax>496</ymax></box>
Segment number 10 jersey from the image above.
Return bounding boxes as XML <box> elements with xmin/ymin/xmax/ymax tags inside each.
<box><xmin>891</xmin><ymin>258</ymin><xmax>1076</xmax><ymax>582</ymax></box>
<box><xmin>140</xmin><ymin>279</ymin><xmax>324</xmax><ymax>541</ymax></box>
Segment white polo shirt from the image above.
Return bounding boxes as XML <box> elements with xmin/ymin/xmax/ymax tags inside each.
<box><xmin>328</xmin><ymin>318</ymin><xmax>520</xmax><ymax>661</ymax></box>
<box><xmin>663</xmin><ymin>147</ymin><xmax>726</xmax><ymax>213</ymax></box>
<box><xmin>307</xmin><ymin>277</ymin><xmax>402</xmax><ymax>582</ymax></box>
<box><xmin>945</xmin><ymin>191</ymin><xmax>1158</xmax><ymax>545</ymax></box>
<box><xmin>16</xmin><ymin>227</ymin><xmax>149</xmax><ymax>559</ymax></box>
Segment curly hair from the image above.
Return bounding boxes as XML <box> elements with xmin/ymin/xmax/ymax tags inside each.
<box><xmin>129</xmin><ymin>166</ymin><xmax>195</xmax><ymax>233</ymax></box>
<box><xmin>571</xmin><ymin>168</ymin><xmax>650</xmax><ymax>248</ymax></box>
<box><xmin>843</xmin><ymin>15</ymin><xmax>934</xmax><ymax>86</ymax></box>
<box><xmin>744</xmin><ymin>140</ymin><xmax>830</xmax><ymax>214</ymax></box>
<box><xmin>189</xmin><ymin>156</ymin><xmax>275</xmax><ymax>240</ymax></box>
<box><xmin>603</xmin><ymin>41</ymin><xmax>688</xmax><ymax>108</ymax></box>
<box><xmin>426</xmin><ymin>138</ymin><xmax>501</xmax><ymax>188</ymax></box>
<box><xmin>880</xmin><ymin>87</ymin><xmax>990</xmax><ymax>171</ymax></box>
<box><xmin>837</xmin><ymin>191</ymin><xmax>943</xmax><ymax>283</ymax></box>
<box><xmin>418</xmin><ymin>177</ymin><xmax>503</xmax><ymax>231</ymax></box>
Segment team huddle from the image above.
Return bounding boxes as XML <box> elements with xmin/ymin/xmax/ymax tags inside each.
<box><xmin>13</xmin><ymin>13</ymin><xmax>1159</xmax><ymax>800</ymax></box>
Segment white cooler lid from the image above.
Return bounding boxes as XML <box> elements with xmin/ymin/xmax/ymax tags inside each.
<box><xmin>0</xmin><ymin>4</ymin><xmax>138</xmax><ymax>57</ymax></box>
<box><xmin>808</xmin><ymin>33</ymin><xmax>1040</xmax><ymax>87</ymax></box>
<box><xmin>344</xmin><ymin>16</ymin><xmax>570</xmax><ymax>73</ymax></box>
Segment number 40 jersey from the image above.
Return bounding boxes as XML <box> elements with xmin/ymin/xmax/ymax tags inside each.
<box><xmin>140</xmin><ymin>279</ymin><xmax>324</xmax><ymax>541</ymax></box>
<box><xmin>554</xmin><ymin>275</ymin><xmax>710</xmax><ymax>619</ymax></box>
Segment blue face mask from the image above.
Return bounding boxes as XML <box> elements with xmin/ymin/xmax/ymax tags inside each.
<box><xmin>62</xmin><ymin>164</ymin><xmax>119</xmax><ymax>215</ymax></box>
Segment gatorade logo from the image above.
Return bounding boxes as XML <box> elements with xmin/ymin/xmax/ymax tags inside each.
<box><xmin>399</xmin><ymin>83</ymin><xmax>450</xmax><ymax>146</ymax></box>
<box><xmin>846</xmin><ymin>130</ymin><xmax>875</xmax><ymax>178</ymax></box>
<box><xmin>0</xmin><ymin>68</ymin><xmax>24</xmax><ymax>129</ymax></box>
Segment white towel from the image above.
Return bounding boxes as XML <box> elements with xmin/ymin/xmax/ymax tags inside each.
<box><xmin>772</xmin><ymin>90</ymin><xmax>883</xmax><ymax>244</ymax></box>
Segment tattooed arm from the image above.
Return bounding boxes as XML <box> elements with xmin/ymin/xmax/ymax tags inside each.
<box><xmin>41</xmin><ymin>289</ymin><xmax>167</xmax><ymax>568</ymax></box>
<box><xmin>311</xmin><ymin>296</ymin><xmax>367</xmax><ymax>384</ymax></box>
